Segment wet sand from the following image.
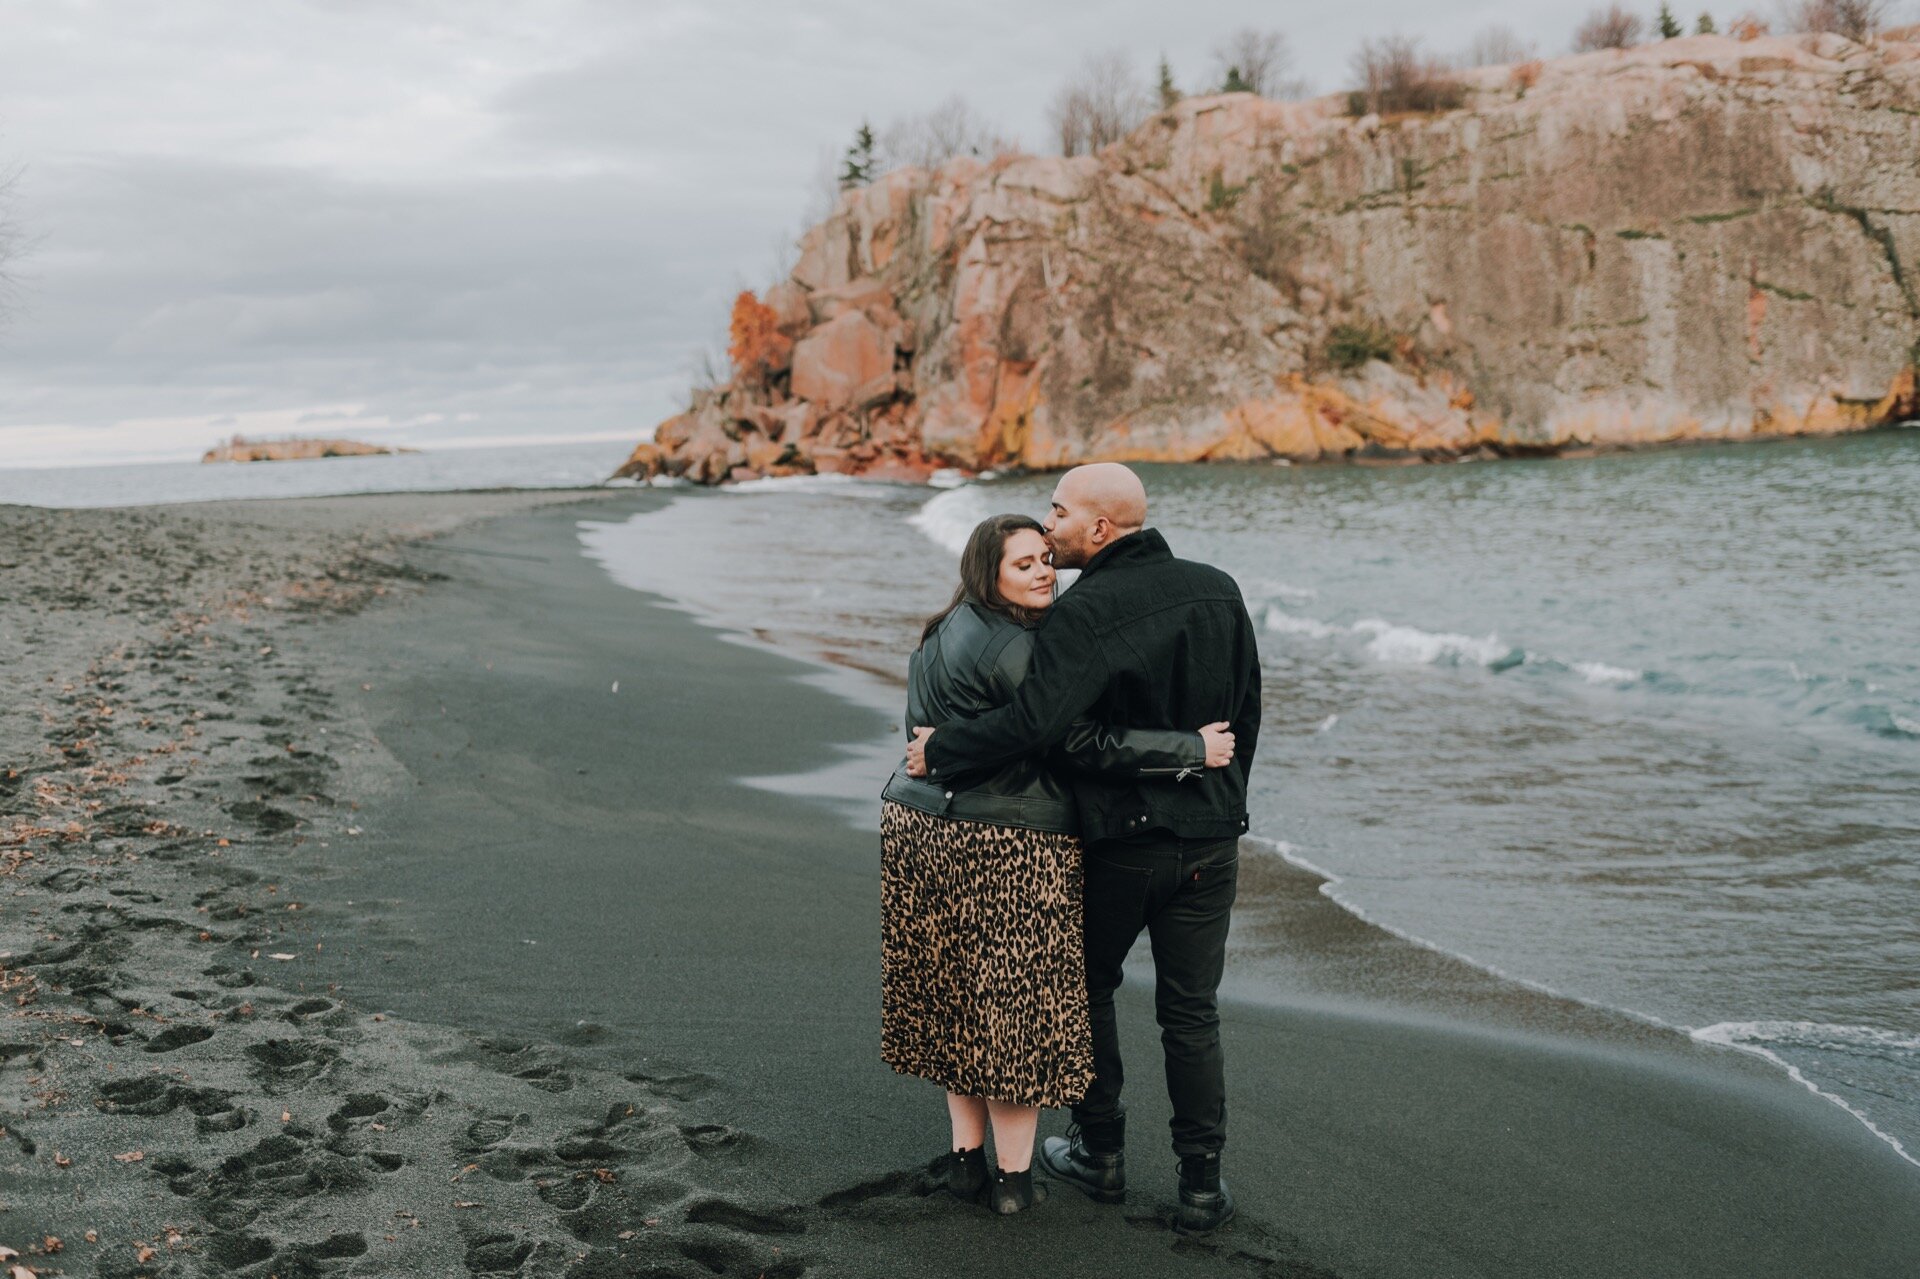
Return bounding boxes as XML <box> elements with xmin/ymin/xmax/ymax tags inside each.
<box><xmin>3</xmin><ymin>491</ymin><xmax>1917</xmax><ymax>1278</ymax></box>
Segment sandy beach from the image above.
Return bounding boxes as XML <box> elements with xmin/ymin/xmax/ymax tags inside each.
<box><xmin>4</xmin><ymin>489</ymin><xmax>1917</xmax><ymax>1279</ymax></box>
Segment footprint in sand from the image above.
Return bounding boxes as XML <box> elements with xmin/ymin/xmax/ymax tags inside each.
<box><xmin>464</xmin><ymin>1233</ymin><xmax>535</xmax><ymax>1273</ymax></box>
<box><xmin>244</xmin><ymin>1037</ymin><xmax>341</xmax><ymax>1091</ymax></box>
<box><xmin>142</xmin><ymin>1023</ymin><xmax>215</xmax><ymax>1053</ymax></box>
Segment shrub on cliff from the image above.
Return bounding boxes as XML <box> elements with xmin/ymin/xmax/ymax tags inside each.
<box><xmin>1573</xmin><ymin>5</ymin><xmax>1645</xmax><ymax>50</ymax></box>
<box><xmin>1327</xmin><ymin>323</ymin><xmax>1395</xmax><ymax>371</ymax></box>
<box><xmin>1210</xmin><ymin>28</ymin><xmax>1306</xmax><ymax>98</ymax></box>
<box><xmin>1157</xmin><ymin>55</ymin><xmax>1182</xmax><ymax>109</ymax></box>
<box><xmin>1050</xmin><ymin>49</ymin><xmax>1151</xmax><ymax>156</ymax></box>
<box><xmin>1460</xmin><ymin>24</ymin><xmax>1537</xmax><ymax>67</ymax></box>
<box><xmin>727</xmin><ymin>292</ymin><xmax>791</xmax><ymax>381</ymax></box>
<box><xmin>878</xmin><ymin>96</ymin><xmax>1016</xmax><ymax>171</ymax></box>
<box><xmin>839</xmin><ymin>123</ymin><xmax>876</xmax><ymax>189</ymax></box>
<box><xmin>1235</xmin><ymin>183</ymin><xmax>1300</xmax><ymax>288</ymax></box>
<box><xmin>1788</xmin><ymin>0</ymin><xmax>1889</xmax><ymax>40</ymax></box>
<box><xmin>1347</xmin><ymin>35</ymin><xmax>1466</xmax><ymax>116</ymax></box>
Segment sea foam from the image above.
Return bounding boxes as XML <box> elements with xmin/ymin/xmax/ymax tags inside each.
<box><xmin>909</xmin><ymin>485</ymin><xmax>993</xmax><ymax>555</ymax></box>
<box><xmin>721</xmin><ymin>472</ymin><xmax>889</xmax><ymax>497</ymax></box>
<box><xmin>1691</xmin><ymin>1021</ymin><xmax>1920</xmax><ymax>1169</ymax></box>
<box><xmin>1572</xmin><ymin>660</ymin><xmax>1643</xmax><ymax>685</ymax></box>
<box><xmin>1255</xmin><ymin>831</ymin><xmax>1920</xmax><ymax>1172</ymax></box>
<box><xmin>1353</xmin><ymin>617</ymin><xmax>1520</xmax><ymax>669</ymax></box>
<box><xmin>1263</xmin><ymin>604</ymin><xmax>1642</xmax><ymax>686</ymax></box>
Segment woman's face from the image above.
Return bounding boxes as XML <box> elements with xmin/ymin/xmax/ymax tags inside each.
<box><xmin>997</xmin><ymin>528</ymin><xmax>1056</xmax><ymax>610</ymax></box>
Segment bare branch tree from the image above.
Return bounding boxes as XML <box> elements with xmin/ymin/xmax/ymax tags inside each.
<box><xmin>0</xmin><ymin>165</ymin><xmax>25</xmax><ymax>335</ymax></box>
<box><xmin>800</xmin><ymin>143</ymin><xmax>844</xmax><ymax>226</ymax></box>
<box><xmin>1048</xmin><ymin>49</ymin><xmax>1151</xmax><ymax>156</ymax></box>
<box><xmin>687</xmin><ymin>341</ymin><xmax>729</xmax><ymax>395</ymax></box>
<box><xmin>1574</xmin><ymin>5</ymin><xmax>1647</xmax><ymax>50</ymax></box>
<box><xmin>1460</xmin><ymin>24</ymin><xmax>1538</xmax><ymax>66</ymax></box>
<box><xmin>1211</xmin><ymin>28</ymin><xmax>1301</xmax><ymax>97</ymax></box>
<box><xmin>877</xmin><ymin>95</ymin><xmax>1018</xmax><ymax>172</ymax></box>
<box><xmin>1784</xmin><ymin>0</ymin><xmax>1890</xmax><ymax>39</ymax></box>
<box><xmin>1348</xmin><ymin>35</ymin><xmax>1466</xmax><ymax>115</ymax></box>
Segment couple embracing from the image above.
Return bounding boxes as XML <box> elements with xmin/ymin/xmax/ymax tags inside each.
<box><xmin>880</xmin><ymin>462</ymin><xmax>1262</xmax><ymax>1232</ymax></box>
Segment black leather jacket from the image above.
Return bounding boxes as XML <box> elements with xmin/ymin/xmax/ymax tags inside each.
<box><xmin>882</xmin><ymin>601</ymin><xmax>1206</xmax><ymax>833</ymax></box>
<box><xmin>922</xmin><ymin>530</ymin><xmax>1261</xmax><ymax>844</ymax></box>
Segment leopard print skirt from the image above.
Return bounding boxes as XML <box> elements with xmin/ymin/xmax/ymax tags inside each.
<box><xmin>879</xmin><ymin>800</ymin><xmax>1094</xmax><ymax>1109</ymax></box>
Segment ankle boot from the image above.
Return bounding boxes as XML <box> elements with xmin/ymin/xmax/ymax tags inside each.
<box><xmin>1174</xmin><ymin>1151</ymin><xmax>1235</xmax><ymax>1234</ymax></box>
<box><xmin>988</xmin><ymin>1165</ymin><xmax>1045</xmax><ymax>1214</ymax></box>
<box><xmin>1038</xmin><ymin>1114</ymin><xmax>1126</xmax><ymax>1203</ymax></box>
<box><xmin>940</xmin><ymin>1146</ymin><xmax>988</xmax><ymax>1202</ymax></box>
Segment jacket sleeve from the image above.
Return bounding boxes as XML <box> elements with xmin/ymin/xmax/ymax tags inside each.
<box><xmin>1052</xmin><ymin>720</ymin><xmax>1206</xmax><ymax>778</ymax></box>
<box><xmin>1229</xmin><ymin>599</ymin><xmax>1262</xmax><ymax>789</ymax></box>
<box><xmin>922</xmin><ymin>602</ymin><xmax>1109</xmax><ymax>780</ymax></box>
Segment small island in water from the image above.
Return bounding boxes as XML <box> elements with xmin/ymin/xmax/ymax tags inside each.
<box><xmin>202</xmin><ymin>434</ymin><xmax>419</xmax><ymax>463</ymax></box>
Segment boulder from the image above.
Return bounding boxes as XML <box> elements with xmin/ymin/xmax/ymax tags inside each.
<box><xmin>763</xmin><ymin>281</ymin><xmax>813</xmax><ymax>333</ymax></box>
<box><xmin>611</xmin><ymin>441</ymin><xmax>666</xmax><ymax>480</ymax></box>
<box><xmin>790</xmin><ymin>311</ymin><xmax>898</xmax><ymax>412</ymax></box>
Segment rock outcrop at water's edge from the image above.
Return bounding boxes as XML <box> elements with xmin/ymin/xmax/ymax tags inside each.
<box><xmin>203</xmin><ymin>436</ymin><xmax>417</xmax><ymax>463</ymax></box>
<box><xmin>616</xmin><ymin>32</ymin><xmax>1920</xmax><ymax>486</ymax></box>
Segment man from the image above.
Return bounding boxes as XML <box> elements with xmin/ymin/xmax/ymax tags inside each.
<box><xmin>906</xmin><ymin>462</ymin><xmax>1261</xmax><ymax>1234</ymax></box>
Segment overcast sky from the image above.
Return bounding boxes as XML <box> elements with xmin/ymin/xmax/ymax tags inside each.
<box><xmin>0</xmin><ymin>1</ymin><xmax>1616</xmax><ymax>467</ymax></box>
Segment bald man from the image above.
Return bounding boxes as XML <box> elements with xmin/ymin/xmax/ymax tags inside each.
<box><xmin>908</xmin><ymin>462</ymin><xmax>1262</xmax><ymax>1234</ymax></box>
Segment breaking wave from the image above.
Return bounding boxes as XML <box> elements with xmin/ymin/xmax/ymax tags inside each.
<box><xmin>1691</xmin><ymin>1021</ymin><xmax>1920</xmax><ymax>1169</ymax></box>
<box><xmin>908</xmin><ymin>485</ymin><xmax>996</xmax><ymax>555</ymax></box>
<box><xmin>1263</xmin><ymin>604</ymin><xmax>1643</xmax><ymax>685</ymax></box>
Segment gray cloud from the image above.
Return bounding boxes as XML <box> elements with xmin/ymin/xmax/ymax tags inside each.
<box><xmin>0</xmin><ymin>0</ymin><xmax>1598</xmax><ymax>466</ymax></box>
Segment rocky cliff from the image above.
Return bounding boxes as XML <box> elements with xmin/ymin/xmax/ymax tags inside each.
<box><xmin>618</xmin><ymin>31</ymin><xmax>1920</xmax><ymax>485</ymax></box>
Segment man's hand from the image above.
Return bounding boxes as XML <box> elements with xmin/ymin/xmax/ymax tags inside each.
<box><xmin>906</xmin><ymin>727</ymin><xmax>935</xmax><ymax>778</ymax></box>
<box><xmin>1199</xmin><ymin>722</ymin><xmax>1235</xmax><ymax>768</ymax></box>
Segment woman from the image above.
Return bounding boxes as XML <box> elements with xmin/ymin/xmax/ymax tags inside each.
<box><xmin>879</xmin><ymin>513</ymin><xmax>1234</xmax><ymax>1214</ymax></box>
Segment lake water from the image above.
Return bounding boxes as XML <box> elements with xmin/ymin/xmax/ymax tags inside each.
<box><xmin>0</xmin><ymin>439</ymin><xmax>635</xmax><ymax>508</ymax></box>
<box><xmin>579</xmin><ymin>429</ymin><xmax>1920</xmax><ymax>1170</ymax></box>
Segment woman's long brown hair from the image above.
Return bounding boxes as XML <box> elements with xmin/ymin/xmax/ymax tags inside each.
<box><xmin>920</xmin><ymin>513</ymin><xmax>1050</xmax><ymax>642</ymax></box>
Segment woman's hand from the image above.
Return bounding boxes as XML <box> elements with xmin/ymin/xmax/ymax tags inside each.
<box><xmin>906</xmin><ymin>727</ymin><xmax>935</xmax><ymax>778</ymax></box>
<box><xmin>1199</xmin><ymin>722</ymin><xmax>1235</xmax><ymax>768</ymax></box>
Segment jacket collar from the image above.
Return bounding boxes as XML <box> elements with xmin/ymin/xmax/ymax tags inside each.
<box><xmin>1077</xmin><ymin>528</ymin><xmax>1170</xmax><ymax>580</ymax></box>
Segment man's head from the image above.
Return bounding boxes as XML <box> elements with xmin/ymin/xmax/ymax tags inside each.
<box><xmin>1043</xmin><ymin>463</ymin><xmax>1147</xmax><ymax>569</ymax></box>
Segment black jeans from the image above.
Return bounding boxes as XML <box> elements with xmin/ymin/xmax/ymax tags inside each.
<box><xmin>1073</xmin><ymin>834</ymin><xmax>1238</xmax><ymax>1156</ymax></box>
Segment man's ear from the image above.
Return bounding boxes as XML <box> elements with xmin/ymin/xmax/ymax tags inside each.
<box><xmin>1090</xmin><ymin>516</ymin><xmax>1112</xmax><ymax>546</ymax></box>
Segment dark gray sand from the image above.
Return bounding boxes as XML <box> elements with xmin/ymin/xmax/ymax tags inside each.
<box><xmin>4</xmin><ymin>491</ymin><xmax>1918</xmax><ymax>1279</ymax></box>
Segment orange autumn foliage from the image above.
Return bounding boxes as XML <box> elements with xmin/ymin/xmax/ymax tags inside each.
<box><xmin>728</xmin><ymin>291</ymin><xmax>792</xmax><ymax>376</ymax></box>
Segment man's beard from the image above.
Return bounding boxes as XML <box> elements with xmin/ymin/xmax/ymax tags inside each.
<box><xmin>1047</xmin><ymin>534</ymin><xmax>1089</xmax><ymax>570</ymax></box>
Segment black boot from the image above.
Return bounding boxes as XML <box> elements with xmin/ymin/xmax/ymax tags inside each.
<box><xmin>1174</xmin><ymin>1152</ymin><xmax>1235</xmax><ymax>1234</ymax></box>
<box><xmin>988</xmin><ymin>1165</ymin><xmax>1046</xmax><ymax>1214</ymax></box>
<box><xmin>1038</xmin><ymin>1114</ymin><xmax>1127</xmax><ymax>1203</ymax></box>
<box><xmin>939</xmin><ymin>1146</ymin><xmax>988</xmax><ymax>1202</ymax></box>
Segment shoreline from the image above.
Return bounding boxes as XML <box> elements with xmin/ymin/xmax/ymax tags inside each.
<box><xmin>326</xmin><ymin>489</ymin><xmax>1920</xmax><ymax>1275</ymax></box>
<box><xmin>4</xmin><ymin>491</ymin><xmax>1917</xmax><ymax>1277</ymax></box>
<box><xmin>585</xmin><ymin>484</ymin><xmax>1920</xmax><ymax>1173</ymax></box>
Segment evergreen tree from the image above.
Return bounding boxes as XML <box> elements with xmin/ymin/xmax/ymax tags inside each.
<box><xmin>1658</xmin><ymin>3</ymin><xmax>1684</xmax><ymax>36</ymax></box>
<box><xmin>839</xmin><ymin>122</ymin><xmax>876</xmax><ymax>190</ymax></box>
<box><xmin>1695</xmin><ymin>11</ymin><xmax>1716</xmax><ymax>32</ymax></box>
<box><xmin>1157</xmin><ymin>55</ymin><xmax>1182</xmax><ymax>109</ymax></box>
<box><xmin>1222</xmin><ymin>65</ymin><xmax>1253</xmax><ymax>94</ymax></box>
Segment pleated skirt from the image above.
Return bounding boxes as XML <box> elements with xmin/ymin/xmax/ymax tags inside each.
<box><xmin>879</xmin><ymin>799</ymin><xmax>1094</xmax><ymax>1108</ymax></box>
